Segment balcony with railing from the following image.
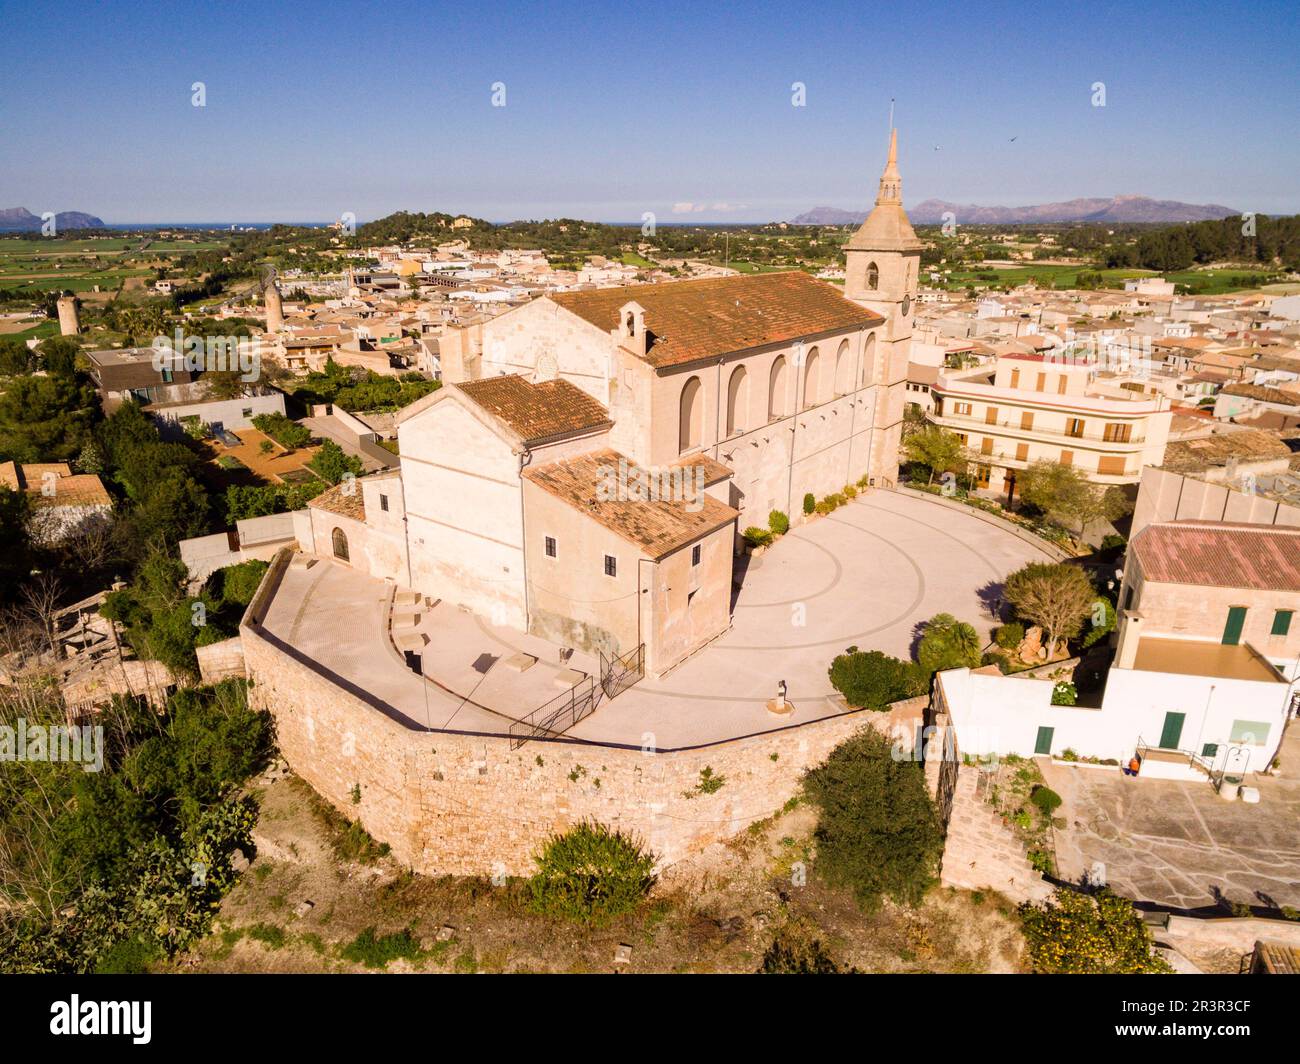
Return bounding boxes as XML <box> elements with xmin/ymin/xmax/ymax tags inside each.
<box><xmin>928</xmin><ymin>409</ymin><xmax>1149</xmax><ymax>450</ymax></box>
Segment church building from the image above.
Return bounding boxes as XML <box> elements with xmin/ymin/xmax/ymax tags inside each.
<box><xmin>306</xmin><ymin>132</ymin><xmax>921</xmax><ymax>677</ymax></box>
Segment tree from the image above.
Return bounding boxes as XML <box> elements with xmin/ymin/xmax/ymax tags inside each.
<box><xmin>902</xmin><ymin>425</ymin><xmax>965</xmax><ymax>486</ymax></box>
<box><xmin>828</xmin><ymin>648</ymin><xmax>926</xmax><ymax>709</ymax></box>
<box><xmin>528</xmin><ymin>821</ymin><xmax>657</xmax><ymax>926</ymax></box>
<box><xmin>0</xmin><ymin>487</ymin><xmax>32</xmax><ymax>598</ymax></box>
<box><xmin>1019</xmin><ymin>888</ymin><xmax>1172</xmax><ymax>974</ymax></box>
<box><xmin>802</xmin><ymin>727</ymin><xmax>944</xmax><ymax>912</ymax></box>
<box><xmin>35</xmin><ymin>336</ymin><xmax>80</xmax><ymax>377</ymax></box>
<box><xmin>0</xmin><ymin>374</ymin><xmax>99</xmax><ymax>463</ymax></box>
<box><xmin>201</xmin><ymin>369</ymin><xmax>248</xmax><ymax>401</ymax></box>
<box><xmin>1018</xmin><ymin>460</ymin><xmax>1130</xmax><ymax>537</ymax></box>
<box><xmin>917</xmin><ymin>613</ymin><xmax>983</xmax><ymax>676</ymax></box>
<box><xmin>307</xmin><ymin>439</ymin><xmax>363</xmax><ymax>485</ymax></box>
<box><xmin>1003</xmin><ymin>562</ymin><xmax>1097</xmax><ymax>658</ymax></box>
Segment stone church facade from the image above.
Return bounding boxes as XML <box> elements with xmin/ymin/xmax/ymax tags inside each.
<box><xmin>304</xmin><ymin>132</ymin><xmax>922</xmax><ymax>675</ymax></box>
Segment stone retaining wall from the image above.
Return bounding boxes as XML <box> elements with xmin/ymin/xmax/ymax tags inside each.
<box><xmin>240</xmin><ymin>557</ymin><xmax>918</xmax><ymax>875</ymax></box>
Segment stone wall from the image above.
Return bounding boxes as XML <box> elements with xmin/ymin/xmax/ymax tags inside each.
<box><xmin>241</xmin><ymin>583</ymin><xmax>907</xmax><ymax>875</ymax></box>
<box><xmin>936</xmin><ymin>764</ymin><xmax>1053</xmax><ymax>904</ymax></box>
<box><xmin>923</xmin><ymin>714</ymin><xmax>1051</xmax><ymax>905</ymax></box>
<box><xmin>196</xmin><ymin>636</ymin><xmax>246</xmax><ymax>684</ymax></box>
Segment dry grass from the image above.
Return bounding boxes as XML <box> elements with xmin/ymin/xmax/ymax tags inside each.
<box><xmin>170</xmin><ymin>775</ymin><xmax>1025</xmax><ymax>974</ymax></box>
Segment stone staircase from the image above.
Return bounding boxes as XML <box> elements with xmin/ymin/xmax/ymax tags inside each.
<box><xmin>939</xmin><ymin>765</ymin><xmax>1053</xmax><ymax>904</ymax></box>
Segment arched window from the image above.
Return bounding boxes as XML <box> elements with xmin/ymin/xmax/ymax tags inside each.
<box><xmin>866</xmin><ymin>262</ymin><xmax>879</xmax><ymax>290</ymax></box>
<box><xmin>834</xmin><ymin>338</ymin><xmax>854</xmax><ymax>395</ymax></box>
<box><xmin>331</xmin><ymin>527</ymin><xmax>349</xmax><ymax>562</ymax></box>
<box><xmin>768</xmin><ymin>355</ymin><xmax>788</xmax><ymax>420</ymax></box>
<box><xmin>862</xmin><ymin>332</ymin><xmax>877</xmax><ymax>387</ymax></box>
<box><xmin>725</xmin><ymin>365</ymin><xmax>748</xmax><ymax>437</ymax></box>
<box><xmin>678</xmin><ymin>375</ymin><xmax>703</xmax><ymax>453</ymax></box>
<box><xmin>626</xmin><ymin>312</ymin><xmax>635</xmax><ymax>333</ymax></box>
<box><xmin>801</xmin><ymin>347</ymin><xmax>820</xmax><ymax>410</ymax></box>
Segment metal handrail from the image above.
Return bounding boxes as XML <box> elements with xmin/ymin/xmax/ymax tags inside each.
<box><xmin>930</xmin><ymin>411</ymin><xmax>1147</xmax><ymax>446</ymax></box>
<box><xmin>509</xmin><ymin>675</ymin><xmax>597</xmax><ymax>749</ymax></box>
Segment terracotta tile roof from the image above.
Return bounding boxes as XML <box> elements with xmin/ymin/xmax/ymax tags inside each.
<box><xmin>523</xmin><ymin>447</ymin><xmax>739</xmax><ymax>559</ymax></box>
<box><xmin>1131</xmin><ymin>521</ymin><xmax>1300</xmax><ymax>591</ymax></box>
<box><xmin>1254</xmin><ymin>941</ymin><xmax>1300</xmax><ymax>975</ymax></box>
<box><xmin>0</xmin><ymin>462</ymin><xmax>110</xmax><ymax>507</ymax></box>
<box><xmin>456</xmin><ymin>375</ymin><xmax>611</xmax><ymax>444</ymax></box>
<box><xmin>550</xmin><ymin>271</ymin><xmax>882</xmax><ymax>369</ymax></box>
<box><xmin>308</xmin><ymin>481</ymin><xmax>366</xmax><ymax>522</ymax></box>
<box><xmin>671</xmin><ymin>452</ymin><xmax>732</xmax><ymax>487</ymax></box>
<box><xmin>1221</xmin><ymin>383</ymin><xmax>1300</xmax><ymax>407</ymax></box>
<box><xmin>1161</xmin><ymin>429</ymin><xmax>1293</xmax><ymax>472</ymax></box>
<box><xmin>28</xmin><ymin>474</ymin><xmax>111</xmax><ymax>509</ymax></box>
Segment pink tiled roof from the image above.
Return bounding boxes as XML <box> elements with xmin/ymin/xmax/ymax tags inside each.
<box><xmin>1131</xmin><ymin>521</ymin><xmax>1300</xmax><ymax>592</ymax></box>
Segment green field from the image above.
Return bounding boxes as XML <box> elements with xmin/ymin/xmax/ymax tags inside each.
<box><xmin>0</xmin><ymin>234</ymin><xmax>225</xmax><ymax>298</ymax></box>
<box><xmin>935</xmin><ymin>262</ymin><xmax>1277</xmax><ymax>295</ymax></box>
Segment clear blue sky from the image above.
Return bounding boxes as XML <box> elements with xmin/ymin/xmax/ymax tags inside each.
<box><xmin>2</xmin><ymin>0</ymin><xmax>1297</xmax><ymax>224</ymax></box>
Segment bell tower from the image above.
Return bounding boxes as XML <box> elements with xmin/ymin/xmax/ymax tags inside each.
<box><xmin>843</xmin><ymin>128</ymin><xmax>923</xmax><ymax>485</ymax></box>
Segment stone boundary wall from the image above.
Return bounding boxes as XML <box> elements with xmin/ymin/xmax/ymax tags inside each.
<box><xmin>241</xmin><ymin>550</ymin><xmax>919</xmax><ymax>875</ymax></box>
<box><xmin>1163</xmin><ymin>915</ymin><xmax>1300</xmax><ymax>956</ymax></box>
<box><xmin>196</xmin><ymin>635</ymin><xmax>245</xmax><ymax>684</ymax></box>
<box><xmin>889</xmin><ymin>486</ymin><xmax>1071</xmax><ymax>561</ymax></box>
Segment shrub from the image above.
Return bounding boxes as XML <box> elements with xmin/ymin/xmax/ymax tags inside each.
<box><xmin>1019</xmin><ymin>888</ymin><xmax>1172</xmax><ymax>974</ymax></box>
<box><xmin>528</xmin><ymin>821</ymin><xmax>656</xmax><ymax>926</ymax></box>
<box><xmin>842</xmin><ymin>484</ymin><xmax>858</xmax><ymax>499</ymax></box>
<box><xmin>1030</xmin><ymin>785</ymin><xmax>1062</xmax><ymax>817</ymax></box>
<box><xmin>742</xmin><ymin>526</ymin><xmax>773</xmax><ymax>549</ymax></box>
<box><xmin>1100</xmin><ymin>533</ymin><xmax>1127</xmax><ymax>553</ymax></box>
<box><xmin>815</xmin><ymin>499</ymin><xmax>835</xmax><ymax>515</ymax></box>
<box><xmin>339</xmin><ymin>926</ymin><xmax>421</xmax><ymax>969</ymax></box>
<box><xmin>251</xmin><ymin>412</ymin><xmax>311</xmax><ymax>449</ymax></box>
<box><xmin>767</xmin><ymin>509</ymin><xmax>790</xmax><ymax>536</ymax></box>
<box><xmin>802</xmin><ymin>728</ymin><xmax>944</xmax><ymax>912</ymax></box>
<box><xmin>917</xmin><ymin>613</ymin><xmax>983</xmax><ymax>676</ymax></box>
<box><xmin>803</xmin><ymin>492</ymin><xmax>816</xmax><ymax>514</ymax></box>
<box><xmin>1081</xmin><ymin>597</ymin><xmax>1116</xmax><ymax>648</ymax></box>
<box><xmin>1051</xmin><ymin>681</ymin><xmax>1078</xmax><ymax>706</ymax></box>
<box><xmin>828</xmin><ymin>647</ymin><xmax>926</xmax><ymax>710</ymax></box>
<box><xmin>994</xmin><ymin>622</ymin><xmax>1025</xmax><ymax>650</ymax></box>
<box><xmin>758</xmin><ymin>924</ymin><xmax>850</xmax><ymax>973</ymax></box>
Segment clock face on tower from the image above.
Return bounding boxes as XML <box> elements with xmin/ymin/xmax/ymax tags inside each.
<box><xmin>902</xmin><ymin>295</ymin><xmax>911</xmax><ymax>316</ymax></box>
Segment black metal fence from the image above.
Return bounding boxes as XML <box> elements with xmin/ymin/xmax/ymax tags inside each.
<box><xmin>509</xmin><ymin>675</ymin><xmax>597</xmax><ymax>749</ymax></box>
<box><xmin>599</xmin><ymin>643</ymin><xmax>645</xmax><ymax>701</ymax></box>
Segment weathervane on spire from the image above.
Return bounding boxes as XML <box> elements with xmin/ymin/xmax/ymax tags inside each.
<box><xmin>888</xmin><ymin>97</ymin><xmax>895</xmax><ymax>131</ymax></box>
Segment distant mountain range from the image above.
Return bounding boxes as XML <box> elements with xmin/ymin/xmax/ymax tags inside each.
<box><xmin>0</xmin><ymin>206</ymin><xmax>105</xmax><ymax>231</ymax></box>
<box><xmin>792</xmin><ymin>196</ymin><xmax>1241</xmax><ymax>226</ymax></box>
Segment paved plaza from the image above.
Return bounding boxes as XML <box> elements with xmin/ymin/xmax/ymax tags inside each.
<box><xmin>256</xmin><ymin>488</ymin><xmax>1054</xmax><ymax>748</ymax></box>
<box><xmin>1044</xmin><ymin>732</ymin><xmax>1300</xmax><ymax>911</ymax></box>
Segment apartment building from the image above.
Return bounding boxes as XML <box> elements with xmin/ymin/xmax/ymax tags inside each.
<box><xmin>928</xmin><ymin>351</ymin><xmax>1172</xmax><ymax>500</ymax></box>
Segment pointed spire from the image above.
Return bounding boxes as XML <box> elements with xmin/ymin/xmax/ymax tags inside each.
<box><xmin>876</xmin><ymin>128</ymin><xmax>902</xmax><ymax>206</ymax></box>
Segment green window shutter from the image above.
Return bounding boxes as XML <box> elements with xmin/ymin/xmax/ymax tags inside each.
<box><xmin>1222</xmin><ymin>606</ymin><xmax>1247</xmax><ymax>645</ymax></box>
<box><xmin>1272</xmin><ymin>609</ymin><xmax>1294</xmax><ymax>637</ymax></box>
<box><xmin>1201</xmin><ymin>743</ymin><xmax>1218</xmax><ymax>758</ymax></box>
<box><xmin>1034</xmin><ymin>726</ymin><xmax>1054</xmax><ymax>756</ymax></box>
